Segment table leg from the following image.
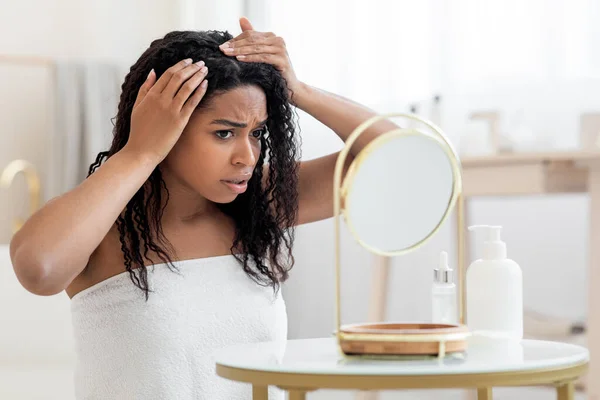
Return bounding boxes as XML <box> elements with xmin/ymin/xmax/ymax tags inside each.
<box><xmin>288</xmin><ymin>390</ymin><xmax>307</xmax><ymax>400</ymax></box>
<box><xmin>463</xmin><ymin>389</ymin><xmax>477</xmax><ymax>400</ymax></box>
<box><xmin>557</xmin><ymin>381</ymin><xmax>575</xmax><ymax>400</ymax></box>
<box><xmin>477</xmin><ymin>387</ymin><xmax>492</xmax><ymax>400</ymax></box>
<box><xmin>359</xmin><ymin>255</ymin><xmax>390</xmax><ymax>400</ymax></box>
<box><xmin>356</xmin><ymin>391</ymin><xmax>378</xmax><ymax>400</ymax></box>
<box><xmin>456</xmin><ymin>194</ymin><xmax>470</xmax><ymax>326</ymax></box>
<box><xmin>252</xmin><ymin>385</ymin><xmax>268</xmax><ymax>400</ymax></box>
<box><xmin>588</xmin><ymin>165</ymin><xmax>600</xmax><ymax>400</ymax></box>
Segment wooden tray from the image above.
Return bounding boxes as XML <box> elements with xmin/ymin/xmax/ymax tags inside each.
<box><xmin>339</xmin><ymin>322</ymin><xmax>469</xmax><ymax>356</ymax></box>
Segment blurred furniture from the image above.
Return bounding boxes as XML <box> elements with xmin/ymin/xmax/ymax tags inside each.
<box><xmin>469</xmin><ymin>111</ymin><xmax>501</xmax><ymax>152</ymax></box>
<box><xmin>460</xmin><ymin>150</ymin><xmax>600</xmax><ymax>399</ymax></box>
<box><xmin>215</xmin><ymin>337</ymin><xmax>588</xmax><ymax>400</ymax></box>
<box><xmin>1</xmin><ymin>159</ymin><xmax>74</xmax><ymax>398</ymax></box>
<box><xmin>580</xmin><ymin>113</ymin><xmax>600</xmax><ymax>149</ymax></box>
<box><xmin>1</xmin><ymin>159</ymin><xmax>42</xmax><ymax>234</ymax></box>
<box><xmin>0</xmin><ymin>53</ymin><xmax>120</xmax><ymax>202</ymax></box>
<box><xmin>0</xmin><ymin>244</ymin><xmax>76</xmax><ymax>399</ymax></box>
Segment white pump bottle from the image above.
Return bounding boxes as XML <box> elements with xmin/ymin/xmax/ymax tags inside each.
<box><xmin>466</xmin><ymin>225</ymin><xmax>523</xmax><ymax>339</ymax></box>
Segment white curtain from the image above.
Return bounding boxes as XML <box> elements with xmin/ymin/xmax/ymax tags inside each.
<box><xmin>442</xmin><ymin>0</ymin><xmax>600</xmax><ymax>83</ymax></box>
<box><xmin>176</xmin><ymin>0</ymin><xmax>245</xmax><ymax>32</ymax></box>
<box><xmin>250</xmin><ymin>0</ymin><xmax>600</xmax><ymax>151</ymax></box>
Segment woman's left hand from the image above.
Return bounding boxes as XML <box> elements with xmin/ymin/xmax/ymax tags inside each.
<box><xmin>219</xmin><ymin>17</ymin><xmax>304</xmax><ymax>105</ymax></box>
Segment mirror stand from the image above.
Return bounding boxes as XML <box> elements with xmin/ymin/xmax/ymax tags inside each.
<box><xmin>333</xmin><ymin>113</ymin><xmax>469</xmax><ymax>359</ymax></box>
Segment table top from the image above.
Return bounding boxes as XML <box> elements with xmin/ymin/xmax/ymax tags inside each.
<box><xmin>216</xmin><ymin>336</ymin><xmax>588</xmax><ymax>377</ymax></box>
<box><xmin>215</xmin><ymin>337</ymin><xmax>588</xmax><ymax>389</ymax></box>
<box><xmin>461</xmin><ymin>149</ymin><xmax>600</xmax><ymax>167</ymax></box>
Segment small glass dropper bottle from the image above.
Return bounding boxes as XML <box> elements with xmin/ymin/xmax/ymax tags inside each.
<box><xmin>432</xmin><ymin>251</ymin><xmax>457</xmax><ymax>324</ymax></box>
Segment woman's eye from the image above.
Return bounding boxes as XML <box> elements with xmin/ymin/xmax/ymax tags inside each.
<box><xmin>216</xmin><ymin>130</ymin><xmax>233</xmax><ymax>139</ymax></box>
<box><xmin>252</xmin><ymin>128</ymin><xmax>266</xmax><ymax>139</ymax></box>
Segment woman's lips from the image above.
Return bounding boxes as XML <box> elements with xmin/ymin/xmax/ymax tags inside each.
<box><xmin>221</xmin><ymin>180</ymin><xmax>248</xmax><ymax>194</ymax></box>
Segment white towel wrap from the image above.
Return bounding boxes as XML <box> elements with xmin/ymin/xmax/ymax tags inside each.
<box><xmin>70</xmin><ymin>255</ymin><xmax>287</xmax><ymax>399</ymax></box>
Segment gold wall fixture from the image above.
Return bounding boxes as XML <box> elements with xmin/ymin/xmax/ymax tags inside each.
<box><xmin>0</xmin><ymin>160</ymin><xmax>42</xmax><ymax>235</ymax></box>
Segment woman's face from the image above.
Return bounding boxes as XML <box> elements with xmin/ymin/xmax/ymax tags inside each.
<box><xmin>162</xmin><ymin>84</ymin><xmax>268</xmax><ymax>204</ymax></box>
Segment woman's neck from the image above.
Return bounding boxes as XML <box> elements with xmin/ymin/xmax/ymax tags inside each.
<box><xmin>158</xmin><ymin>168</ymin><xmax>220</xmax><ymax>224</ymax></box>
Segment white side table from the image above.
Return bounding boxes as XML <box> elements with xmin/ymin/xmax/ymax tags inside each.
<box><xmin>459</xmin><ymin>151</ymin><xmax>600</xmax><ymax>398</ymax></box>
<box><xmin>216</xmin><ymin>337</ymin><xmax>589</xmax><ymax>400</ymax></box>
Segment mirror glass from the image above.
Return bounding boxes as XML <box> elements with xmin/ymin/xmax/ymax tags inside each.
<box><xmin>343</xmin><ymin>130</ymin><xmax>458</xmax><ymax>254</ymax></box>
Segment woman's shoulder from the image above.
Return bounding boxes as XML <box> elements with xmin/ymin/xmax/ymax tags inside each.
<box><xmin>66</xmin><ymin>223</ymin><xmax>124</xmax><ymax>298</ymax></box>
<box><xmin>65</xmin><ymin>215</ymin><xmax>238</xmax><ymax>298</ymax></box>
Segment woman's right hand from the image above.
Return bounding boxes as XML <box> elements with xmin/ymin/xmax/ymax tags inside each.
<box><xmin>125</xmin><ymin>58</ymin><xmax>209</xmax><ymax>164</ymax></box>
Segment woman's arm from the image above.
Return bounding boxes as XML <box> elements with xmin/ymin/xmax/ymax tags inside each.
<box><xmin>11</xmin><ymin>149</ymin><xmax>158</xmax><ymax>296</ymax></box>
<box><xmin>291</xmin><ymin>84</ymin><xmax>399</xmax><ymax>224</ymax></box>
<box><xmin>11</xmin><ymin>59</ymin><xmax>209</xmax><ymax>295</ymax></box>
<box><xmin>293</xmin><ymin>83</ymin><xmax>398</xmax><ymax>159</ymax></box>
<box><xmin>222</xmin><ymin>18</ymin><xmax>398</xmax><ymax>224</ymax></box>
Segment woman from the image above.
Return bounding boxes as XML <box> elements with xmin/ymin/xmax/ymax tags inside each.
<box><xmin>10</xmin><ymin>17</ymin><xmax>396</xmax><ymax>399</ymax></box>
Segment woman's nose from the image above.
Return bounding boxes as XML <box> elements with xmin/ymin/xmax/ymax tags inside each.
<box><xmin>232</xmin><ymin>137</ymin><xmax>257</xmax><ymax>166</ymax></box>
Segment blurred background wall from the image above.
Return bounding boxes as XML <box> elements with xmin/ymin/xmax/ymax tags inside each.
<box><xmin>1</xmin><ymin>0</ymin><xmax>597</xmax><ymax>399</ymax></box>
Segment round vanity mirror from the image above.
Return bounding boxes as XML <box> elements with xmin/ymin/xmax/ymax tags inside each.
<box><xmin>333</xmin><ymin>114</ymin><xmax>467</xmax><ymax>358</ymax></box>
<box><xmin>342</xmin><ymin>130</ymin><xmax>459</xmax><ymax>255</ymax></box>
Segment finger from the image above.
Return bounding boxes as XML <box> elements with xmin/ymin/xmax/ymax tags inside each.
<box><xmin>221</xmin><ymin>36</ymin><xmax>280</xmax><ymax>57</ymax></box>
<box><xmin>162</xmin><ymin>61</ymin><xmax>206</xmax><ymax>99</ymax></box>
<box><xmin>220</xmin><ymin>31</ymin><xmax>275</xmax><ymax>50</ymax></box>
<box><xmin>181</xmin><ymin>79</ymin><xmax>209</xmax><ymax>117</ymax></box>
<box><xmin>134</xmin><ymin>69</ymin><xmax>156</xmax><ymax>107</ymax></box>
<box><xmin>173</xmin><ymin>66</ymin><xmax>209</xmax><ymax>110</ymax></box>
<box><xmin>219</xmin><ymin>32</ymin><xmax>250</xmax><ymax>50</ymax></box>
<box><xmin>223</xmin><ymin>31</ymin><xmax>251</xmax><ymax>45</ymax></box>
<box><xmin>234</xmin><ymin>54</ymin><xmax>281</xmax><ymax>65</ymax></box>
<box><xmin>223</xmin><ymin>41</ymin><xmax>282</xmax><ymax>57</ymax></box>
<box><xmin>239</xmin><ymin>17</ymin><xmax>254</xmax><ymax>32</ymax></box>
<box><xmin>150</xmin><ymin>58</ymin><xmax>193</xmax><ymax>93</ymax></box>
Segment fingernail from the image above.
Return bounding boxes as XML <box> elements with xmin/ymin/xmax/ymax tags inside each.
<box><xmin>220</xmin><ymin>42</ymin><xmax>230</xmax><ymax>49</ymax></box>
<box><xmin>223</xmin><ymin>47</ymin><xmax>234</xmax><ymax>53</ymax></box>
<box><xmin>236</xmin><ymin>55</ymin><xmax>247</xmax><ymax>60</ymax></box>
<box><xmin>147</xmin><ymin>69</ymin><xmax>154</xmax><ymax>79</ymax></box>
<box><xmin>201</xmin><ymin>66</ymin><xmax>208</xmax><ymax>73</ymax></box>
<box><xmin>183</xmin><ymin>58</ymin><xmax>192</xmax><ymax>65</ymax></box>
<box><xmin>201</xmin><ymin>80</ymin><xmax>208</xmax><ymax>88</ymax></box>
<box><xmin>195</xmin><ymin>60</ymin><xmax>205</xmax><ymax>67</ymax></box>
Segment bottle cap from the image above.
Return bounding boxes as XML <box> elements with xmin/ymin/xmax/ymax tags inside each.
<box><xmin>434</xmin><ymin>251</ymin><xmax>453</xmax><ymax>283</ymax></box>
<box><xmin>468</xmin><ymin>225</ymin><xmax>507</xmax><ymax>260</ymax></box>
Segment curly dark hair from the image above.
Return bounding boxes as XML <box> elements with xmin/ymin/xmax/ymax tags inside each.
<box><xmin>87</xmin><ymin>30</ymin><xmax>300</xmax><ymax>300</ymax></box>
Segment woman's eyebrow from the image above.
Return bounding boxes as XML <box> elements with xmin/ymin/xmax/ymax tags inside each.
<box><xmin>210</xmin><ymin>118</ymin><xmax>268</xmax><ymax>128</ymax></box>
<box><xmin>211</xmin><ymin>119</ymin><xmax>246</xmax><ymax>128</ymax></box>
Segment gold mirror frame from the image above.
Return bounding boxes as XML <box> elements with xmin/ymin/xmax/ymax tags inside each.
<box><xmin>333</xmin><ymin>113</ymin><xmax>467</xmax><ymax>356</ymax></box>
